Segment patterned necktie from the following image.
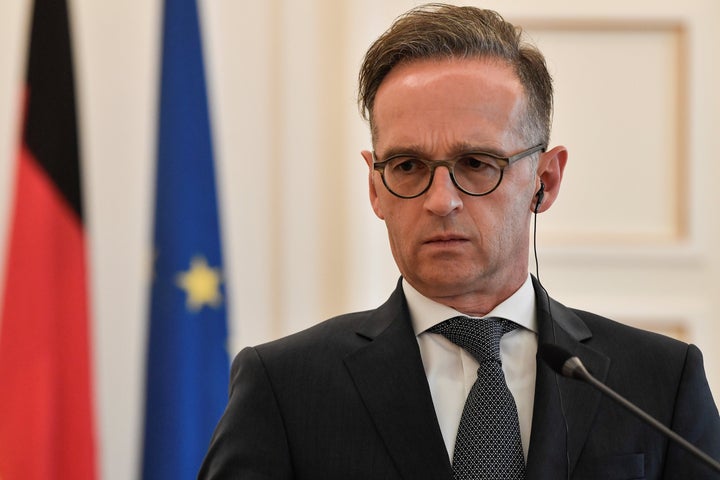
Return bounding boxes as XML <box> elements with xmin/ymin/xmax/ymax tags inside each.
<box><xmin>429</xmin><ymin>316</ymin><xmax>526</xmax><ymax>480</ymax></box>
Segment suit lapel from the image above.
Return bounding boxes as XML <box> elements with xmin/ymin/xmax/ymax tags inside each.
<box><xmin>345</xmin><ymin>279</ymin><xmax>612</xmax><ymax>479</ymax></box>
<box><xmin>526</xmin><ymin>278</ymin><xmax>610</xmax><ymax>478</ymax></box>
<box><xmin>344</xmin><ymin>282</ymin><xmax>453</xmax><ymax>480</ymax></box>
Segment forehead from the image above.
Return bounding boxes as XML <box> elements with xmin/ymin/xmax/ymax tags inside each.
<box><xmin>372</xmin><ymin>57</ymin><xmax>526</xmax><ymax>152</ymax></box>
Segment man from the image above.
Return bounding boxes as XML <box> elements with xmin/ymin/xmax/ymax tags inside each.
<box><xmin>199</xmin><ymin>4</ymin><xmax>720</xmax><ymax>479</ymax></box>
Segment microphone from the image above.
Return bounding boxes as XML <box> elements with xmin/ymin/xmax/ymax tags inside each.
<box><xmin>538</xmin><ymin>343</ymin><xmax>720</xmax><ymax>474</ymax></box>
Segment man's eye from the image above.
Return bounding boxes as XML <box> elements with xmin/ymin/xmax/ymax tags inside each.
<box><xmin>390</xmin><ymin>157</ymin><xmax>425</xmax><ymax>174</ymax></box>
<box><xmin>458</xmin><ymin>155</ymin><xmax>499</xmax><ymax>171</ymax></box>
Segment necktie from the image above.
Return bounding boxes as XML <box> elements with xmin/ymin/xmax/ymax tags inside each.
<box><xmin>429</xmin><ymin>316</ymin><xmax>526</xmax><ymax>480</ymax></box>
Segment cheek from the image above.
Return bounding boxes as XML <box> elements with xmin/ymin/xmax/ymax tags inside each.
<box><xmin>472</xmin><ymin>192</ymin><xmax>530</xmax><ymax>244</ymax></box>
<box><xmin>382</xmin><ymin>210</ymin><xmax>406</xmax><ymax>240</ymax></box>
<box><xmin>496</xmin><ymin>198</ymin><xmax>532</xmax><ymax>248</ymax></box>
<box><xmin>382</xmin><ymin>214</ymin><xmax>413</xmax><ymax>273</ymax></box>
<box><xmin>382</xmin><ymin>208</ymin><xmax>417</xmax><ymax>252</ymax></box>
<box><xmin>370</xmin><ymin>173</ymin><xmax>406</xmax><ymax>221</ymax></box>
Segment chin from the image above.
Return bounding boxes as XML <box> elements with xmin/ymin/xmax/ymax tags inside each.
<box><xmin>412</xmin><ymin>271</ymin><xmax>482</xmax><ymax>298</ymax></box>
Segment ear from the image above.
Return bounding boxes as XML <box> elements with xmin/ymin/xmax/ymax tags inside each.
<box><xmin>361</xmin><ymin>150</ymin><xmax>385</xmax><ymax>219</ymax></box>
<box><xmin>533</xmin><ymin>145</ymin><xmax>568</xmax><ymax>214</ymax></box>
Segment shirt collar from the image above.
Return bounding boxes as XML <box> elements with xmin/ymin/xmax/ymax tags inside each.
<box><xmin>405</xmin><ymin>275</ymin><xmax>537</xmax><ymax>335</ymax></box>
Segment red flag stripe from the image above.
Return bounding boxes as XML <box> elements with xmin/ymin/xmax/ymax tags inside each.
<box><xmin>0</xmin><ymin>145</ymin><xmax>96</xmax><ymax>480</ymax></box>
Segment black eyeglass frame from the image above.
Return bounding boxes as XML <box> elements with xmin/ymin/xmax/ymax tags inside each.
<box><xmin>372</xmin><ymin>144</ymin><xmax>546</xmax><ymax>199</ymax></box>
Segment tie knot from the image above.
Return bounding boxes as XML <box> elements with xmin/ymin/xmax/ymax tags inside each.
<box><xmin>429</xmin><ymin>316</ymin><xmax>518</xmax><ymax>363</ymax></box>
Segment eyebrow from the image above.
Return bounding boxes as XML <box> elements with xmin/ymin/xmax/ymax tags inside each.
<box><xmin>377</xmin><ymin>142</ymin><xmax>506</xmax><ymax>160</ymax></box>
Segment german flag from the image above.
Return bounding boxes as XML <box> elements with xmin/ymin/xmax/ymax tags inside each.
<box><xmin>0</xmin><ymin>0</ymin><xmax>97</xmax><ymax>478</ymax></box>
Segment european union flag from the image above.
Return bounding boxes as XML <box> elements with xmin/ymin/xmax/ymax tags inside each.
<box><xmin>141</xmin><ymin>0</ymin><xmax>229</xmax><ymax>478</ymax></box>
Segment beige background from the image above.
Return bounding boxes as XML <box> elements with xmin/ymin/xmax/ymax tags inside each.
<box><xmin>0</xmin><ymin>0</ymin><xmax>719</xmax><ymax>478</ymax></box>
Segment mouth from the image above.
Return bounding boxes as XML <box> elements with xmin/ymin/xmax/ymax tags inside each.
<box><xmin>423</xmin><ymin>234</ymin><xmax>469</xmax><ymax>245</ymax></box>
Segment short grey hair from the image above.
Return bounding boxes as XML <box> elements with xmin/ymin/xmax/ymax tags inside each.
<box><xmin>358</xmin><ymin>3</ymin><xmax>553</xmax><ymax>147</ymax></box>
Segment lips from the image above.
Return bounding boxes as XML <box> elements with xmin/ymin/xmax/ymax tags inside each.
<box><xmin>423</xmin><ymin>234</ymin><xmax>469</xmax><ymax>244</ymax></box>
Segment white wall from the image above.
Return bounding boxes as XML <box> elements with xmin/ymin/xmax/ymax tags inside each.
<box><xmin>1</xmin><ymin>1</ymin><xmax>718</xmax><ymax>478</ymax></box>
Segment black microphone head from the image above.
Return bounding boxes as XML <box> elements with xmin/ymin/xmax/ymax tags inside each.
<box><xmin>538</xmin><ymin>343</ymin><xmax>572</xmax><ymax>375</ymax></box>
<box><xmin>538</xmin><ymin>343</ymin><xmax>592</xmax><ymax>381</ymax></box>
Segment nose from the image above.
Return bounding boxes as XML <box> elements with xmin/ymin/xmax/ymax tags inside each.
<box><xmin>423</xmin><ymin>166</ymin><xmax>463</xmax><ymax>216</ymax></box>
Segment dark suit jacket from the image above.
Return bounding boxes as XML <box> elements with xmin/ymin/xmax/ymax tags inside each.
<box><xmin>198</xmin><ymin>278</ymin><xmax>720</xmax><ymax>479</ymax></box>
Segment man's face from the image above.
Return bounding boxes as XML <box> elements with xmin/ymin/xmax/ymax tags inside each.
<box><xmin>362</xmin><ymin>57</ymin><xmax>543</xmax><ymax>313</ymax></box>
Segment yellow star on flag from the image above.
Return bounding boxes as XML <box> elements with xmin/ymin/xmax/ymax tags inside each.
<box><xmin>175</xmin><ymin>255</ymin><xmax>223</xmax><ymax>312</ymax></box>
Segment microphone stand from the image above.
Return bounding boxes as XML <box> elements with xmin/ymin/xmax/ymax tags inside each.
<box><xmin>579</xmin><ymin>367</ymin><xmax>720</xmax><ymax>474</ymax></box>
<box><xmin>540</xmin><ymin>344</ymin><xmax>720</xmax><ymax>474</ymax></box>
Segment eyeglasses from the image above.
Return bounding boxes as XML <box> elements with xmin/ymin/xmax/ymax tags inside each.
<box><xmin>372</xmin><ymin>144</ymin><xmax>545</xmax><ymax>199</ymax></box>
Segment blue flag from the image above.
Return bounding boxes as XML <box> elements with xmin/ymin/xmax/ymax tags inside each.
<box><xmin>142</xmin><ymin>0</ymin><xmax>228</xmax><ymax>478</ymax></box>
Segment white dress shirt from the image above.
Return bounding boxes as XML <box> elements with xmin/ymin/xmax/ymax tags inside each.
<box><xmin>405</xmin><ymin>275</ymin><xmax>538</xmax><ymax>462</ymax></box>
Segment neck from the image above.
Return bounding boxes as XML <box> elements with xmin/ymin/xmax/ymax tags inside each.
<box><xmin>423</xmin><ymin>271</ymin><xmax>528</xmax><ymax>317</ymax></box>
